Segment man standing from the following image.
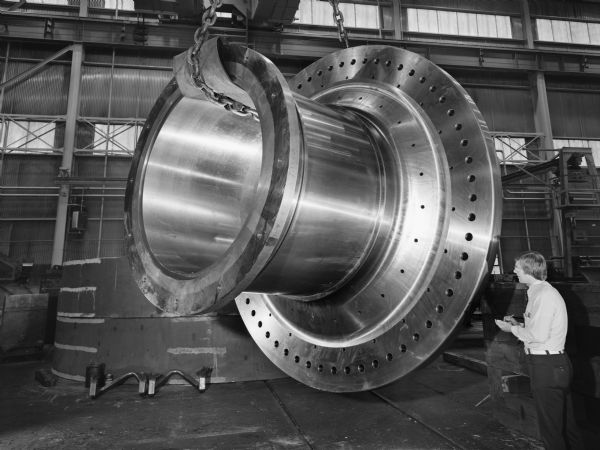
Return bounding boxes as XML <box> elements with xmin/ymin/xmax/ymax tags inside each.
<box><xmin>495</xmin><ymin>251</ymin><xmax>584</xmax><ymax>450</ymax></box>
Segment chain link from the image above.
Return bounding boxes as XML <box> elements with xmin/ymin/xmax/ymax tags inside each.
<box><xmin>328</xmin><ymin>0</ymin><xmax>349</xmax><ymax>48</ymax></box>
<box><xmin>186</xmin><ymin>0</ymin><xmax>258</xmax><ymax>121</ymax></box>
<box><xmin>189</xmin><ymin>0</ymin><xmax>222</xmax><ymax>64</ymax></box>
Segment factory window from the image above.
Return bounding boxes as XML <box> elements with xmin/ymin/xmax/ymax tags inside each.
<box><xmin>406</xmin><ymin>8</ymin><xmax>512</xmax><ymax>39</ymax></box>
<box><xmin>103</xmin><ymin>0</ymin><xmax>134</xmax><ymax>9</ymax></box>
<box><xmin>89</xmin><ymin>123</ymin><xmax>141</xmax><ymax>155</ymax></box>
<box><xmin>14</xmin><ymin>0</ymin><xmax>70</xmax><ymax>4</ymax></box>
<box><xmin>536</xmin><ymin>19</ymin><xmax>600</xmax><ymax>45</ymax></box>
<box><xmin>23</xmin><ymin>0</ymin><xmax>135</xmax><ymax>10</ymax></box>
<box><xmin>295</xmin><ymin>0</ymin><xmax>380</xmax><ymax>29</ymax></box>
<box><xmin>494</xmin><ymin>136</ymin><xmax>528</xmax><ymax>164</ymax></box>
<box><xmin>553</xmin><ymin>139</ymin><xmax>600</xmax><ymax>167</ymax></box>
<box><xmin>3</xmin><ymin>120</ymin><xmax>57</xmax><ymax>154</ymax></box>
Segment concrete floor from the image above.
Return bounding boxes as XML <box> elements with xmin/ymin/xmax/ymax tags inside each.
<box><xmin>0</xmin><ymin>342</ymin><xmax>546</xmax><ymax>450</ymax></box>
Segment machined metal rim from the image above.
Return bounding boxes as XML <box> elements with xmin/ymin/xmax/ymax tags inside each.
<box><xmin>235</xmin><ymin>45</ymin><xmax>501</xmax><ymax>392</ymax></box>
<box><xmin>125</xmin><ymin>40</ymin><xmax>304</xmax><ymax>314</ymax></box>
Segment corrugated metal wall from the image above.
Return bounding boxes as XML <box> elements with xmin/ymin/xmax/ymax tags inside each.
<box><xmin>2</xmin><ymin>64</ymin><xmax>69</xmax><ymax>116</ymax></box>
<box><xmin>467</xmin><ymin>87</ymin><xmax>535</xmax><ymax>132</ymax></box>
<box><xmin>0</xmin><ymin>42</ymin><xmax>172</xmax><ymax>264</ymax></box>
<box><xmin>546</xmin><ymin>75</ymin><xmax>600</xmax><ymax>139</ymax></box>
<box><xmin>80</xmin><ymin>66</ymin><xmax>171</xmax><ymax>118</ymax></box>
<box><xmin>548</xmin><ymin>90</ymin><xmax>600</xmax><ymax>138</ymax></box>
<box><xmin>451</xmin><ymin>70</ymin><xmax>536</xmax><ymax>133</ymax></box>
<box><xmin>0</xmin><ymin>155</ymin><xmax>61</xmax><ymax>262</ymax></box>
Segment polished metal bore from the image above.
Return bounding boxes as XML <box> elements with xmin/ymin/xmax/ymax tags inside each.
<box><xmin>125</xmin><ymin>39</ymin><xmax>502</xmax><ymax>392</ymax></box>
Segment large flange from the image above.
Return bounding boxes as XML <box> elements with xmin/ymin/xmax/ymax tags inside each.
<box><xmin>235</xmin><ymin>45</ymin><xmax>501</xmax><ymax>391</ymax></box>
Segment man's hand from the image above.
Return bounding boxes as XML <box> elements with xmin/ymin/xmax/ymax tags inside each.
<box><xmin>503</xmin><ymin>315</ymin><xmax>519</xmax><ymax>326</ymax></box>
<box><xmin>495</xmin><ymin>319</ymin><xmax>512</xmax><ymax>332</ymax></box>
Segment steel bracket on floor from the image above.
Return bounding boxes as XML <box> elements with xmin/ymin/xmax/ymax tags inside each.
<box><xmin>89</xmin><ymin>371</ymin><xmax>146</xmax><ymax>399</ymax></box>
<box><xmin>88</xmin><ymin>367</ymin><xmax>212</xmax><ymax>399</ymax></box>
<box><xmin>147</xmin><ymin>368</ymin><xmax>213</xmax><ymax>397</ymax></box>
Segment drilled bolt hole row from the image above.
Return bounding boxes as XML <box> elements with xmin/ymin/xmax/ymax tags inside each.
<box><xmin>296</xmin><ymin>56</ymin><xmax>474</xmax><ymax>169</ymax></box>
<box><xmin>276</xmin><ymin>58</ymin><xmax>484</xmax><ymax>379</ymax></box>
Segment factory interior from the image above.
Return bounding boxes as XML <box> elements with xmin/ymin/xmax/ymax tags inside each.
<box><xmin>1</xmin><ymin>0</ymin><xmax>600</xmax><ymax>448</ymax></box>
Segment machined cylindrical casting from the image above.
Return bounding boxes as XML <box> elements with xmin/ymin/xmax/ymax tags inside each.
<box><xmin>125</xmin><ymin>39</ymin><xmax>501</xmax><ymax>392</ymax></box>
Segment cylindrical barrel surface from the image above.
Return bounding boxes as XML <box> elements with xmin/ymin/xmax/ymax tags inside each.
<box><xmin>249</xmin><ymin>96</ymin><xmax>383</xmax><ymax>298</ymax></box>
<box><xmin>141</xmin><ymin>98</ymin><xmax>262</xmax><ymax>276</ymax></box>
<box><xmin>138</xmin><ymin>91</ymin><xmax>384</xmax><ymax>298</ymax></box>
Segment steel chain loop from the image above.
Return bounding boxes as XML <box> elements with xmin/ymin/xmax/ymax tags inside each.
<box><xmin>186</xmin><ymin>0</ymin><xmax>258</xmax><ymax>121</ymax></box>
<box><xmin>328</xmin><ymin>0</ymin><xmax>350</xmax><ymax>48</ymax></box>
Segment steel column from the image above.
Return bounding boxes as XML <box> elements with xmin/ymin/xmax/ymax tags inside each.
<box><xmin>50</xmin><ymin>43</ymin><xmax>83</xmax><ymax>266</ymax></box>
<box><xmin>520</xmin><ymin>0</ymin><xmax>534</xmax><ymax>49</ymax></box>
<box><xmin>529</xmin><ymin>71</ymin><xmax>564</xmax><ymax>267</ymax></box>
<box><xmin>530</xmin><ymin>72</ymin><xmax>554</xmax><ymax>155</ymax></box>
<box><xmin>392</xmin><ymin>0</ymin><xmax>403</xmax><ymax>41</ymax></box>
<box><xmin>0</xmin><ymin>42</ymin><xmax>9</xmax><ymax>189</ymax></box>
<box><xmin>80</xmin><ymin>0</ymin><xmax>88</xmax><ymax>18</ymax></box>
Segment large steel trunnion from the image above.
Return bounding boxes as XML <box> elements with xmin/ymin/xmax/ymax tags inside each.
<box><xmin>125</xmin><ymin>39</ymin><xmax>502</xmax><ymax>392</ymax></box>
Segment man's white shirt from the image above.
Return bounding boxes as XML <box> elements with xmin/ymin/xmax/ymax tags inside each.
<box><xmin>510</xmin><ymin>280</ymin><xmax>568</xmax><ymax>353</ymax></box>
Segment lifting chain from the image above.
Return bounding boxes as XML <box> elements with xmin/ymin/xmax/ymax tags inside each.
<box><xmin>186</xmin><ymin>0</ymin><xmax>258</xmax><ymax>121</ymax></box>
<box><xmin>328</xmin><ymin>0</ymin><xmax>350</xmax><ymax>48</ymax></box>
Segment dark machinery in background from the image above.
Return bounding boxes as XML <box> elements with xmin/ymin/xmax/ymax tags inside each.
<box><xmin>124</xmin><ymin>37</ymin><xmax>502</xmax><ymax>392</ymax></box>
<box><xmin>484</xmin><ymin>149</ymin><xmax>600</xmax><ymax>437</ymax></box>
<box><xmin>501</xmin><ymin>147</ymin><xmax>600</xmax><ymax>281</ymax></box>
<box><xmin>0</xmin><ymin>253</ymin><xmax>52</xmax><ymax>361</ymax></box>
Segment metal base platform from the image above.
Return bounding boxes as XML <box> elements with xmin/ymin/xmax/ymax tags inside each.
<box><xmin>52</xmin><ymin>257</ymin><xmax>283</xmax><ymax>383</ymax></box>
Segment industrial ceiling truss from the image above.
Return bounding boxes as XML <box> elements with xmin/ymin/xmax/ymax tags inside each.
<box><xmin>2</xmin><ymin>10</ymin><xmax>600</xmax><ymax>75</ymax></box>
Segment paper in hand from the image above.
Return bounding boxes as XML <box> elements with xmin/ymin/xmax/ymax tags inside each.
<box><xmin>495</xmin><ymin>319</ymin><xmax>512</xmax><ymax>332</ymax></box>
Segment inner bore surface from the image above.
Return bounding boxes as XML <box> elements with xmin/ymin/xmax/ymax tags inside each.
<box><xmin>142</xmin><ymin>96</ymin><xmax>262</xmax><ymax>275</ymax></box>
<box><xmin>260</xmin><ymin>83</ymin><xmax>448</xmax><ymax>345</ymax></box>
<box><xmin>247</xmin><ymin>95</ymin><xmax>383</xmax><ymax>298</ymax></box>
